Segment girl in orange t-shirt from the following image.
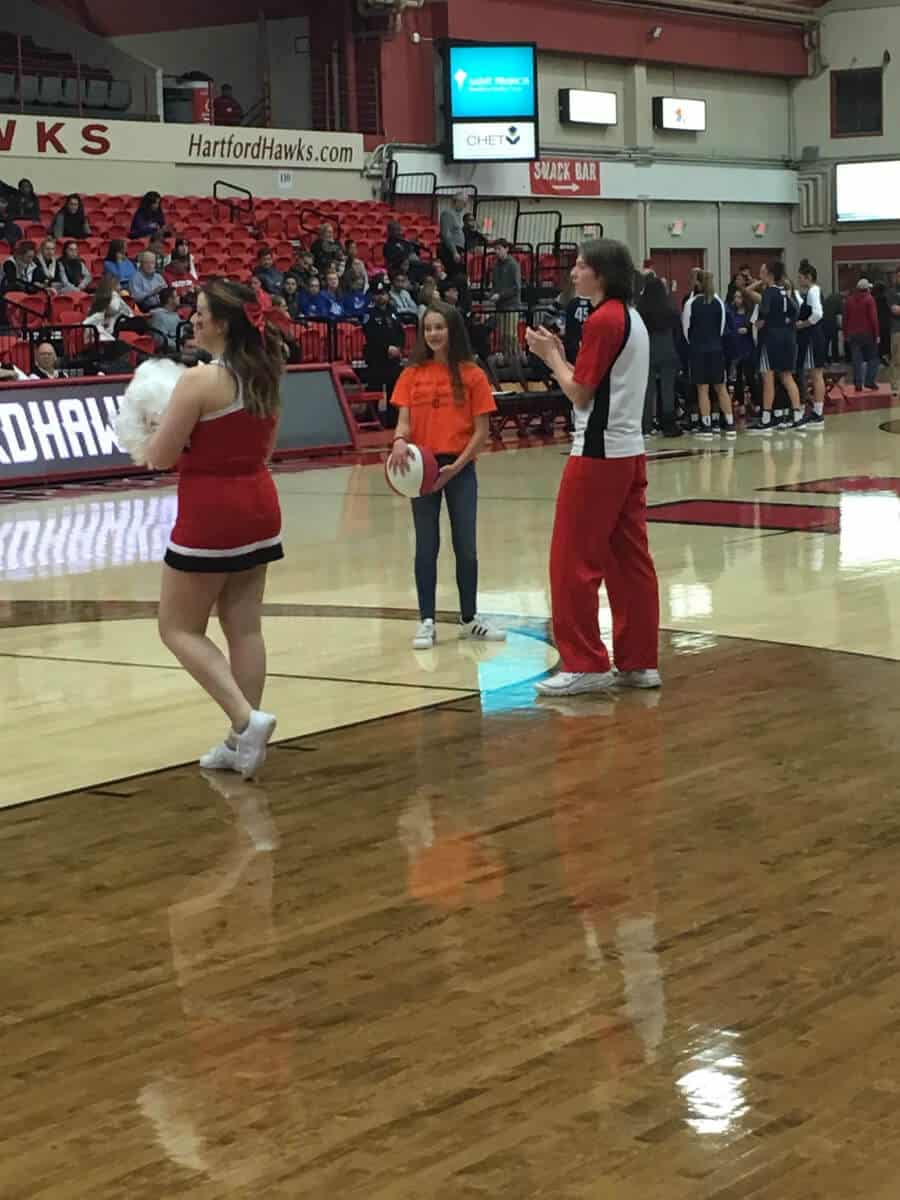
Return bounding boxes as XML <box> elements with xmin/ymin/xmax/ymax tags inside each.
<box><xmin>388</xmin><ymin>301</ymin><xmax>507</xmax><ymax>650</ymax></box>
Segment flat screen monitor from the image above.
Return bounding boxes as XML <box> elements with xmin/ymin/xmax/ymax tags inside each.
<box><xmin>559</xmin><ymin>88</ymin><xmax>617</xmax><ymax>126</ymax></box>
<box><xmin>653</xmin><ymin>96</ymin><xmax>707</xmax><ymax>132</ymax></box>
<box><xmin>836</xmin><ymin>160</ymin><xmax>900</xmax><ymax>222</ymax></box>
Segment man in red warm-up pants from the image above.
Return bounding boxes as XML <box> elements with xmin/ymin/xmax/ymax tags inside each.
<box><xmin>526</xmin><ymin>239</ymin><xmax>660</xmax><ymax>697</ymax></box>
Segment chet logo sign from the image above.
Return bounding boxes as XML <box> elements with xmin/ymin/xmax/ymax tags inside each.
<box><xmin>530</xmin><ymin>157</ymin><xmax>601</xmax><ymax>197</ymax></box>
<box><xmin>0</xmin><ymin>118</ymin><xmax>111</xmax><ymax>157</ymax></box>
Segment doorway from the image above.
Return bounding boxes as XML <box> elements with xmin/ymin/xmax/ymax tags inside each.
<box><xmin>648</xmin><ymin>249</ymin><xmax>706</xmax><ymax>298</ymax></box>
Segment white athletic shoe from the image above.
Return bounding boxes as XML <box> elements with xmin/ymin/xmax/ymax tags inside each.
<box><xmin>614</xmin><ymin>669</ymin><xmax>663</xmax><ymax>690</ymax></box>
<box><xmin>235</xmin><ymin>710</ymin><xmax>277</xmax><ymax>780</ymax></box>
<box><xmin>535</xmin><ymin>670</ymin><xmax>616</xmax><ymax>696</ymax></box>
<box><xmin>199</xmin><ymin>741</ymin><xmax>239</xmax><ymax>771</ymax></box>
<box><xmin>413</xmin><ymin>619</ymin><xmax>436</xmax><ymax>650</ymax></box>
<box><xmin>459</xmin><ymin>616</ymin><xmax>507</xmax><ymax>642</ymax></box>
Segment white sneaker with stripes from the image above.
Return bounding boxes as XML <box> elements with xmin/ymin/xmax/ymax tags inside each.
<box><xmin>458</xmin><ymin>616</ymin><xmax>507</xmax><ymax>642</ymax></box>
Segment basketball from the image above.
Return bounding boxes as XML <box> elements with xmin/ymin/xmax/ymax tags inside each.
<box><xmin>385</xmin><ymin>444</ymin><xmax>440</xmax><ymax>498</ymax></box>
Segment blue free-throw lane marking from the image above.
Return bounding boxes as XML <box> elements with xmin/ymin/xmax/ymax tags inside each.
<box><xmin>448</xmin><ymin>45</ymin><xmax>536</xmax><ymax>120</ymax></box>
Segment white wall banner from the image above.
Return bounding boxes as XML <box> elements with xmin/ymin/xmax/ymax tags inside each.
<box><xmin>0</xmin><ymin>114</ymin><xmax>364</xmax><ymax>172</ymax></box>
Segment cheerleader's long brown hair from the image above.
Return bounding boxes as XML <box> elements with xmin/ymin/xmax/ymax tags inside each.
<box><xmin>200</xmin><ymin>278</ymin><xmax>284</xmax><ymax>418</ymax></box>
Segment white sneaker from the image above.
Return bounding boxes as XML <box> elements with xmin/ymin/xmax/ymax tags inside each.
<box><xmin>614</xmin><ymin>669</ymin><xmax>662</xmax><ymax>690</ymax></box>
<box><xmin>535</xmin><ymin>671</ymin><xmax>616</xmax><ymax>696</ymax></box>
<box><xmin>199</xmin><ymin>741</ymin><xmax>239</xmax><ymax>771</ymax></box>
<box><xmin>459</xmin><ymin>616</ymin><xmax>507</xmax><ymax>642</ymax></box>
<box><xmin>235</xmin><ymin>710</ymin><xmax>277</xmax><ymax>780</ymax></box>
<box><xmin>413</xmin><ymin>619</ymin><xmax>436</xmax><ymax>650</ymax></box>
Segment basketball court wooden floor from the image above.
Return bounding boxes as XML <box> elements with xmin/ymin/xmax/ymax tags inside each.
<box><xmin>4</xmin><ymin>401</ymin><xmax>900</xmax><ymax>1197</ymax></box>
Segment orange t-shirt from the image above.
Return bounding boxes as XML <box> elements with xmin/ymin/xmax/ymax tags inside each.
<box><xmin>391</xmin><ymin>361</ymin><xmax>497</xmax><ymax>455</ymax></box>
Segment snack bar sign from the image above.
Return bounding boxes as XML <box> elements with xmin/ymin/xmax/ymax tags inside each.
<box><xmin>530</xmin><ymin>158</ymin><xmax>601</xmax><ymax>197</ymax></box>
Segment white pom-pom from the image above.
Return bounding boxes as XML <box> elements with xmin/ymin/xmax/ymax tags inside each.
<box><xmin>115</xmin><ymin>358</ymin><xmax>187</xmax><ymax>465</ymax></box>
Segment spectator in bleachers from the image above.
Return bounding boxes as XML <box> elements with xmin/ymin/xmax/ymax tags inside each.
<box><xmin>165</xmin><ymin>238</ymin><xmax>199</xmax><ymax>280</ymax></box>
<box><xmin>82</xmin><ymin>276</ymin><xmax>132</xmax><ymax>343</ymax></box>
<box><xmin>57</xmin><ymin>240</ymin><xmax>92</xmax><ymax>293</ymax></box>
<box><xmin>0</xmin><ymin>195</ymin><xmax>23</xmax><ymax>248</ymax></box>
<box><xmin>164</xmin><ymin>255</ymin><xmax>197</xmax><ymax>303</ymax></box>
<box><xmin>342</xmin><ymin>255</ymin><xmax>368</xmax><ymax>296</ymax></box>
<box><xmin>282</xmin><ymin>275</ymin><xmax>303</xmax><ymax>320</ymax></box>
<box><xmin>0</xmin><ymin>361</ymin><xmax>29</xmax><ymax>381</ymax></box>
<box><xmin>33</xmin><ymin>236</ymin><xmax>59</xmax><ymax>290</ymax></box>
<box><xmin>249</xmin><ymin>274</ymin><xmax>273</xmax><ymax>310</ymax></box>
<box><xmin>343</xmin><ymin>240</ymin><xmax>369</xmax><ymax>288</ymax></box>
<box><xmin>364</xmin><ymin>279</ymin><xmax>405</xmax><ymax>422</ymax></box>
<box><xmin>383</xmin><ymin>221</ymin><xmax>427</xmax><ymax>279</ymax></box>
<box><xmin>389</xmin><ymin>270</ymin><xmax>417</xmax><ymax>317</ymax></box>
<box><xmin>310</xmin><ymin>222</ymin><xmax>342</xmax><ymax>275</ymax></box>
<box><xmin>253</xmin><ymin>246</ymin><xmax>284</xmax><ymax>296</ymax></box>
<box><xmin>439</xmin><ymin>279</ymin><xmax>464</xmax><ymax>314</ymax></box>
<box><xmin>146</xmin><ymin>233</ymin><xmax>169</xmax><ymax>273</ymax></box>
<box><xmin>31</xmin><ymin>341</ymin><xmax>66</xmax><ymax>380</ymax></box>
<box><xmin>344</xmin><ymin>273</ymin><xmax>371</xmax><ymax>322</ymax></box>
<box><xmin>130</xmin><ymin>192</ymin><xmax>169</xmax><ymax>240</ymax></box>
<box><xmin>12</xmin><ymin>179</ymin><xmax>40</xmax><ymax>223</ymax></box>
<box><xmin>489</xmin><ymin>239</ymin><xmax>522</xmax><ymax>310</ymax></box>
<box><xmin>463</xmin><ymin>212</ymin><xmax>487</xmax><ymax>253</ymax></box>
<box><xmin>322</xmin><ymin>269</ymin><xmax>346</xmax><ymax>320</ymax></box>
<box><xmin>213</xmin><ymin>84</ymin><xmax>244</xmax><ymax>127</ymax></box>
<box><xmin>2</xmin><ymin>240</ymin><xmax>42</xmax><ymax>293</ymax></box>
<box><xmin>287</xmin><ymin>250</ymin><xmax>316</xmax><ymax>288</ymax></box>
<box><xmin>417</xmin><ymin>277</ymin><xmax>438</xmax><ymax>322</ymax></box>
<box><xmin>104</xmin><ymin>239</ymin><xmax>137</xmax><ymax>289</ymax></box>
<box><xmin>439</xmin><ymin>193</ymin><xmax>468</xmax><ymax>276</ymax></box>
<box><xmin>130</xmin><ymin>251</ymin><xmax>168</xmax><ymax>312</ymax></box>
<box><xmin>148</xmin><ymin>287</ymin><xmax>182</xmax><ymax>351</ymax></box>
<box><xmin>300</xmin><ymin>275</ymin><xmax>330</xmax><ymax>319</ymax></box>
<box><xmin>489</xmin><ymin>239</ymin><xmax>522</xmax><ymax>358</ymax></box>
<box><xmin>51</xmin><ymin>194</ymin><xmax>91</xmax><ymax>240</ymax></box>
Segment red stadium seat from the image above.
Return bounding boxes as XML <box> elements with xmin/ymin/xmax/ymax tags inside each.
<box><xmin>51</xmin><ymin>291</ymin><xmax>91</xmax><ymax>322</ymax></box>
<box><xmin>5</xmin><ymin>291</ymin><xmax>50</xmax><ymax>328</ymax></box>
<box><xmin>0</xmin><ymin>335</ymin><xmax>31</xmax><ymax>373</ymax></box>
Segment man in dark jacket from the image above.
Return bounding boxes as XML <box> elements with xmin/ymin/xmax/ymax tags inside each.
<box><xmin>364</xmin><ymin>280</ymin><xmax>406</xmax><ymax>428</ymax></box>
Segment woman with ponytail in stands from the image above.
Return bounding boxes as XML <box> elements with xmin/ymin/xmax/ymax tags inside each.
<box><xmin>795</xmin><ymin>260</ymin><xmax>827</xmax><ymax>429</ymax></box>
<box><xmin>745</xmin><ymin>261</ymin><xmax>805</xmax><ymax>434</ymax></box>
<box><xmin>682</xmin><ymin>270</ymin><xmax>735</xmax><ymax>439</ymax></box>
<box><xmin>145</xmin><ymin>278</ymin><xmax>285</xmax><ymax>779</ymax></box>
<box><xmin>51</xmin><ymin>193</ymin><xmax>91</xmax><ymax>240</ymax></box>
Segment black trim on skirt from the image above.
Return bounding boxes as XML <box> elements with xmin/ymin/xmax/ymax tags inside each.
<box><xmin>164</xmin><ymin>542</ymin><xmax>284</xmax><ymax>573</ymax></box>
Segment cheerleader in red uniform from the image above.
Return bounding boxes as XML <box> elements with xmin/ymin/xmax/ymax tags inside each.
<box><xmin>146</xmin><ymin>279</ymin><xmax>284</xmax><ymax>779</ymax></box>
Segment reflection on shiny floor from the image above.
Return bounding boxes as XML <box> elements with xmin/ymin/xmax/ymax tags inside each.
<box><xmin>5</xmin><ymin>633</ymin><xmax>900</xmax><ymax>1198</ymax></box>
<box><xmin>5</xmin><ymin>401</ymin><xmax>900</xmax><ymax>1195</ymax></box>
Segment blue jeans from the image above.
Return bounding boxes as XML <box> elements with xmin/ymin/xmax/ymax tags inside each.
<box><xmin>850</xmin><ymin>335</ymin><xmax>879</xmax><ymax>389</ymax></box>
<box><xmin>411</xmin><ymin>459</ymin><xmax>478</xmax><ymax>622</ymax></box>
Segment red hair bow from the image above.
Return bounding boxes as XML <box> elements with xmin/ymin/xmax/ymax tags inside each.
<box><xmin>243</xmin><ymin>301</ymin><xmax>268</xmax><ymax>334</ymax></box>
